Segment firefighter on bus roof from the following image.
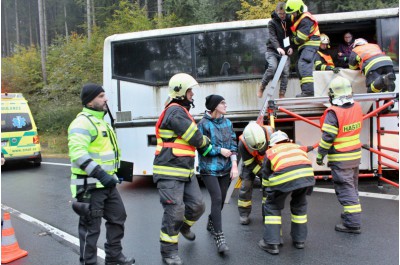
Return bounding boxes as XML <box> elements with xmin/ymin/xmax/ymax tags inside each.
<box><xmin>258</xmin><ymin>130</ymin><xmax>315</xmax><ymax>255</ymax></box>
<box><xmin>153</xmin><ymin>73</ymin><xmax>212</xmax><ymax>265</ymax></box>
<box><xmin>349</xmin><ymin>38</ymin><xmax>396</xmax><ymax>93</ymax></box>
<box><xmin>317</xmin><ymin>76</ymin><xmax>363</xmax><ymax>234</ymax></box>
<box><xmin>237</xmin><ymin>121</ymin><xmax>274</xmax><ymax>225</ymax></box>
<box><xmin>285</xmin><ymin>0</ymin><xmax>321</xmax><ymax>97</ymax></box>
<box><xmin>314</xmin><ymin>33</ymin><xmax>340</xmax><ymax>73</ymax></box>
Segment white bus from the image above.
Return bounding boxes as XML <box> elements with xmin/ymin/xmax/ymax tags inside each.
<box><xmin>103</xmin><ymin>8</ymin><xmax>399</xmax><ymax>177</ymax></box>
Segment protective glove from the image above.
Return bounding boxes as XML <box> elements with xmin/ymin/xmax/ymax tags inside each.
<box><xmin>316</xmin><ymin>154</ymin><xmax>324</xmax><ymax>166</ymax></box>
<box><xmin>90</xmin><ymin>165</ymin><xmax>120</xmax><ymax>188</ymax></box>
<box><xmin>332</xmin><ymin>67</ymin><xmax>340</xmax><ymax>74</ymax></box>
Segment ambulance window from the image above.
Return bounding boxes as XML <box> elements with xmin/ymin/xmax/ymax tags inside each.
<box><xmin>1</xmin><ymin>113</ymin><xmax>33</xmax><ymax>132</ymax></box>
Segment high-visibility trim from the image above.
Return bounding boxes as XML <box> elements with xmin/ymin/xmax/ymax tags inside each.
<box><xmin>322</xmin><ymin>123</ymin><xmax>338</xmax><ymax>135</ymax></box>
<box><xmin>184</xmin><ymin>218</ymin><xmax>195</xmax><ymax>226</ymax></box>
<box><xmin>262</xmin><ymin>196</ymin><xmax>266</xmax><ymax>204</ymax></box>
<box><xmin>160</xmin><ymin>231</ymin><xmax>178</xmax><ymax>243</ymax></box>
<box><xmin>181</xmin><ymin>123</ymin><xmax>197</xmax><ymax>141</ymax></box>
<box><xmin>264</xmin><ymin>216</ymin><xmax>282</xmax><ymax>225</ymax></box>
<box><xmin>353</xmin><ymin>44</ymin><xmax>385</xmax><ymax>72</ymax></box>
<box><xmin>319</xmin><ymin>139</ymin><xmax>332</xmax><ymax>150</ymax></box>
<box><xmin>202</xmin><ymin>144</ymin><xmax>212</xmax><ymax>156</ymax></box>
<box><xmin>159</xmin><ymin>129</ymin><xmax>177</xmax><ymax>138</ymax></box>
<box><xmin>273</xmin><ymin>155</ymin><xmax>311</xmax><ymax>172</ymax></box>
<box><xmin>238</xmin><ymin>200</ymin><xmax>252</xmax><ymax>207</ymax></box>
<box><xmin>344</xmin><ymin>204</ymin><xmax>362</xmax><ymax>213</ymax></box>
<box><xmin>70</xmin><ymin>177</ymin><xmax>99</xmax><ymax>185</ymax></box>
<box><xmin>291</xmin><ymin>214</ymin><xmax>307</xmax><ymax>224</ymax></box>
<box><xmin>153</xmin><ymin>165</ymin><xmax>193</xmax><ymax>178</ymax></box>
<box><xmin>334</xmin><ymin>139</ymin><xmax>361</xmax><ymax>150</ymax></box>
<box><xmin>365</xmin><ymin>56</ymin><xmax>392</xmax><ymax>75</ymax></box>
<box><xmin>371</xmin><ymin>83</ymin><xmax>381</xmax><ymax>93</ymax></box>
<box><xmin>301</xmin><ymin>76</ymin><xmax>314</xmax><ymax>84</ymax></box>
<box><xmin>244</xmin><ymin>157</ymin><xmax>255</xmax><ymax>166</ymax></box>
<box><xmin>263</xmin><ymin>167</ymin><xmax>314</xmax><ymax>187</ymax></box>
<box><xmin>327</xmin><ymin>151</ymin><xmax>362</xmax><ymax>162</ymax></box>
<box><xmin>317</xmin><ymin>51</ymin><xmax>335</xmax><ymax>67</ymax></box>
<box><xmin>252</xmin><ymin>164</ymin><xmax>261</xmax><ymax>175</ymax></box>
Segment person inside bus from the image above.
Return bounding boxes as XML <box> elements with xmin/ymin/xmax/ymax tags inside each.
<box><xmin>153</xmin><ymin>73</ymin><xmax>212</xmax><ymax>265</ymax></box>
<box><xmin>285</xmin><ymin>0</ymin><xmax>321</xmax><ymax>98</ymax></box>
<box><xmin>349</xmin><ymin>38</ymin><xmax>396</xmax><ymax>94</ymax></box>
<box><xmin>197</xmin><ymin>94</ymin><xmax>239</xmax><ymax>255</ymax></box>
<box><xmin>258</xmin><ymin>2</ymin><xmax>293</xmax><ymax>99</ymax></box>
<box><xmin>237</xmin><ymin>121</ymin><xmax>274</xmax><ymax>225</ymax></box>
<box><xmin>314</xmin><ymin>33</ymin><xmax>340</xmax><ymax>73</ymax></box>
<box><xmin>316</xmin><ymin>76</ymin><xmax>363</xmax><ymax>234</ymax></box>
<box><xmin>258</xmin><ymin>130</ymin><xmax>315</xmax><ymax>255</ymax></box>
<box><xmin>336</xmin><ymin>31</ymin><xmax>354</xmax><ymax>68</ymax></box>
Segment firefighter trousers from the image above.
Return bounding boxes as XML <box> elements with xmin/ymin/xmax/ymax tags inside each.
<box><xmin>331</xmin><ymin>167</ymin><xmax>362</xmax><ymax>228</ymax></box>
<box><xmin>263</xmin><ymin>187</ymin><xmax>309</xmax><ymax>244</ymax></box>
<box><xmin>296</xmin><ymin>46</ymin><xmax>318</xmax><ymax>95</ymax></box>
<box><xmin>157</xmin><ymin>176</ymin><xmax>205</xmax><ymax>257</ymax></box>
<box><xmin>238</xmin><ymin>168</ymin><xmax>259</xmax><ymax>218</ymax></box>
<box><xmin>78</xmin><ymin>187</ymin><xmax>127</xmax><ymax>264</ymax></box>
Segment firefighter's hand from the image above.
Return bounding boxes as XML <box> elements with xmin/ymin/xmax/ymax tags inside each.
<box><xmin>332</xmin><ymin>67</ymin><xmax>340</xmax><ymax>74</ymax></box>
<box><xmin>91</xmin><ymin>166</ymin><xmax>120</xmax><ymax>187</ymax></box>
<box><xmin>316</xmin><ymin>154</ymin><xmax>325</xmax><ymax>166</ymax></box>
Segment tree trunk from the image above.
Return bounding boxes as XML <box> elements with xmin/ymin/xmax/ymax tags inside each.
<box><xmin>43</xmin><ymin>0</ymin><xmax>48</xmax><ymax>53</ymax></box>
<box><xmin>38</xmin><ymin>0</ymin><xmax>47</xmax><ymax>84</ymax></box>
<box><xmin>157</xmin><ymin>0</ymin><xmax>162</xmax><ymax>18</ymax></box>
<box><xmin>29</xmin><ymin>1</ymin><xmax>34</xmax><ymax>46</ymax></box>
<box><xmin>15</xmin><ymin>0</ymin><xmax>20</xmax><ymax>45</ymax></box>
<box><xmin>144</xmin><ymin>0</ymin><xmax>149</xmax><ymax>18</ymax></box>
<box><xmin>2</xmin><ymin>2</ymin><xmax>10</xmax><ymax>56</ymax></box>
<box><xmin>64</xmin><ymin>3</ymin><xmax>69</xmax><ymax>42</ymax></box>
<box><xmin>91</xmin><ymin>0</ymin><xmax>96</xmax><ymax>27</ymax></box>
<box><xmin>87</xmin><ymin>0</ymin><xmax>92</xmax><ymax>40</ymax></box>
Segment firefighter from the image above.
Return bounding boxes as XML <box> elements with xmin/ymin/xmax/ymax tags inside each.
<box><xmin>258</xmin><ymin>130</ymin><xmax>314</xmax><ymax>255</ymax></box>
<box><xmin>349</xmin><ymin>38</ymin><xmax>396</xmax><ymax>93</ymax></box>
<box><xmin>316</xmin><ymin>76</ymin><xmax>363</xmax><ymax>234</ymax></box>
<box><xmin>68</xmin><ymin>83</ymin><xmax>134</xmax><ymax>265</ymax></box>
<box><xmin>315</xmin><ymin>33</ymin><xmax>340</xmax><ymax>73</ymax></box>
<box><xmin>153</xmin><ymin>73</ymin><xmax>212</xmax><ymax>265</ymax></box>
<box><xmin>237</xmin><ymin>121</ymin><xmax>274</xmax><ymax>225</ymax></box>
<box><xmin>285</xmin><ymin>0</ymin><xmax>321</xmax><ymax>97</ymax></box>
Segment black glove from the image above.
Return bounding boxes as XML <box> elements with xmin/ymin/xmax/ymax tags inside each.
<box><xmin>90</xmin><ymin>165</ymin><xmax>120</xmax><ymax>188</ymax></box>
<box><xmin>316</xmin><ymin>154</ymin><xmax>324</xmax><ymax>166</ymax></box>
<box><xmin>332</xmin><ymin>67</ymin><xmax>340</xmax><ymax>74</ymax></box>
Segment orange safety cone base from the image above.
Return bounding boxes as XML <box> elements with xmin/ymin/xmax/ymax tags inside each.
<box><xmin>1</xmin><ymin>212</ymin><xmax>29</xmax><ymax>264</ymax></box>
<box><xmin>1</xmin><ymin>243</ymin><xmax>28</xmax><ymax>264</ymax></box>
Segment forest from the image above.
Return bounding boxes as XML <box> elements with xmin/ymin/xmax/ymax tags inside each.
<box><xmin>1</xmin><ymin>0</ymin><xmax>398</xmax><ymax>154</ymax></box>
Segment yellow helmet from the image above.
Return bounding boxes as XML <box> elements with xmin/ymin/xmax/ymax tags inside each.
<box><xmin>269</xmin><ymin>130</ymin><xmax>289</xmax><ymax>147</ymax></box>
<box><xmin>168</xmin><ymin>73</ymin><xmax>199</xmax><ymax>101</ymax></box>
<box><xmin>285</xmin><ymin>0</ymin><xmax>305</xmax><ymax>14</ymax></box>
<box><xmin>328</xmin><ymin>76</ymin><xmax>354</xmax><ymax>106</ymax></box>
<box><xmin>243</xmin><ymin>121</ymin><xmax>267</xmax><ymax>152</ymax></box>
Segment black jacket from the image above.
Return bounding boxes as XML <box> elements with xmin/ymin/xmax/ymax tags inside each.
<box><xmin>266</xmin><ymin>11</ymin><xmax>292</xmax><ymax>54</ymax></box>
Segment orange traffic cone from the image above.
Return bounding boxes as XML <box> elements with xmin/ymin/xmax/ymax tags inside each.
<box><xmin>1</xmin><ymin>212</ymin><xmax>28</xmax><ymax>264</ymax></box>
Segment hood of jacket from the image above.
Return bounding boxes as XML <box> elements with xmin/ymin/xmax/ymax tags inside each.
<box><xmin>203</xmin><ymin>111</ymin><xmax>224</xmax><ymax>124</ymax></box>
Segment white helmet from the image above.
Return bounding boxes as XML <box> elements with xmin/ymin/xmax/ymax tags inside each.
<box><xmin>320</xmin><ymin>33</ymin><xmax>330</xmax><ymax>44</ymax></box>
<box><xmin>352</xmin><ymin>38</ymin><xmax>368</xmax><ymax>48</ymax></box>
<box><xmin>168</xmin><ymin>73</ymin><xmax>199</xmax><ymax>101</ymax></box>
<box><xmin>269</xmin><ymin>130</ymin><xmax>289</xmax><ymax>147</ymax></box>
<box><xmin>328</xmin><ymin>76</ymin><xmax>354</xmax><ymax>106</ymax></box>
<box><xmin>243</xmin><ymin>121</ymin><xmax>267</xmax><ymax>152</ymax></box>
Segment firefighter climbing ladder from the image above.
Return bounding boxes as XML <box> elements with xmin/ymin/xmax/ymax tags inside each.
<box><xmin>225</xmin><ymin>91</ymin><xmax>399</xmax><ymax>203</ymax></box>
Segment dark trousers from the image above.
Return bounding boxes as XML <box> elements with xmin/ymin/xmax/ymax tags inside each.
<box><xmin>78</xmin><ymin>187</ymin><xmax>127</xmax><ymax>264</ymax></box>
<box><xmin>202</xmin><ymin>174</ymin><xmax>231</xmax><ymax>232</ymax></box>
<box><xmin>366</xmin><ymin>65</ymin><xmax>396</xmax><ymax>93</ymax></box>
<box><xmin>157</xmin><ymin>177</ymin><xmax>205</xmax><ymax>257</ymax></box>
<box><xmin>297</xmin><ymin>46</ymin><xmax>318</xmax><ymax>95</ymax></box>
<box><xmin>238</xmin><ymin>167</ymin><xmax>257</xmax><ymax>218</ymax></box>
<box><xmin>263</xmin><ymin>187</ymin><xmax>309</xmax><ymax>244</ymax></box>
<box><xmin>331</xmin><ymin>167</ymin><xmax>362</xmax><ymax>227</ymax></box>
<box><xmin>261</xmin><ymin>51</ymin><xmax>290</xmax><ymax>94</ymax></box>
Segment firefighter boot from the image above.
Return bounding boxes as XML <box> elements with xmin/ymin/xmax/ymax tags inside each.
<box><xmin>258</xmin><ymin>239</ymin><xmax>279</xmax><ymax>255</ymax></box>
<box><xmin>180</xmin><ymin>223</ymin><xmax>196</xmax><ymax>241</ymax></box>
<box><xmin>214</xmin><ymin>232</ymin><xmax>229</xmax><ymax>254</ymax></box>
<box><xmin>383</xmin><ymin>72</ymin><xmax>396</xmax><ymax>91</ymax></box>
<box><xmin>335</xmin><ymin>223</ymin><xmax>361</xmax><ymax>234</ymax></box>
<box><xmin>105</xmin><ymin>255</ymin><xmax>135</xmax><ymax>265</ymax></box>
<box><xmin>293</xmin><ymin>241</ymin><xmax>305</xmax><ymax>249</ymax></box>
<box><xmin>163</xmin><ymin>255</ymin><xmax>183</xmax><ymax>265</ymax></box>
<box><xmin>207</xmin><ymin>215</ymin><xmax>216</xmax><ymax>235</ymax></box>
<box><xmin>239</xmin><ymin>215</ymin><xmax>250</xmax><ymax>225</ymax></box>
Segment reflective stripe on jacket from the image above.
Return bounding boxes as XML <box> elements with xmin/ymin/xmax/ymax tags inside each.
<box><xmin>316</xmin><ymin>51</ymin><xmax>335</xmax><ymax>70</ymax></box>
<box><xmin>290</xmin><ymin>12</ymin><xmax>320</xmax><ymax>49</ymax></box>
<box><xmin>352</xmin><ymin>44</ymin><xmax>385</xmax><ymax>72</ymax></box>
<box><xmin>68</xmin><ymin>109</ymin><xmax>120</xmax><ymax>198</ymax></box>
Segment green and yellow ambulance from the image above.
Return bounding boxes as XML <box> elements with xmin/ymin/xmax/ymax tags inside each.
<box><xmin>1</xmin><ymin>93</ymin><xmax>42</xmax><ymax>166</ymax></box>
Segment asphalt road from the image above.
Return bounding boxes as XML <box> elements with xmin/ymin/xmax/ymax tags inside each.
<box><xmin>1</xmin><ymin>159</ymin><xmax>399</xmax><ymax>265</ymax></box>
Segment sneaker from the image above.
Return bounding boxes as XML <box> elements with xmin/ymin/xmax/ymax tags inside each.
<box><xmin>105</xmin><ymin>255</ymin><xmax>135</xmax><ymax>265</ymax></box>
<box><xmin>163</xmin><ymin>255</ymin><xmax>183</xmax><ymax>265</ymax></box>
<box><xmin>180</xmin><ymin>223</ymin><xmax>196</xmax><ymax>241</ymax></box>
<box><xmin>296</xmin><ymin>93</ymin><xmax>314</xmax><ymax>98</ymax></box>
<box><xmin>258</xmin><ymin>239</ymin><xmax>279</xmax><ymax>255</ymax></box>
<box><xmin>293</xmin><ymin>241</ymin><xmax>305</xmax><ymax>249</ymax></box>
<box><xmin>239</xmin><ymin>216</ymin><xmax>250</xmax><ymax>225</ymax></box>
<box><xmin>335</xmin><ymin>223</ymin><xmax>361</xmax><ymax>234</ymax></box>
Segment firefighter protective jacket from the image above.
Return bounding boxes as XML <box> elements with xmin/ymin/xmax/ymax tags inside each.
<box><xmin>290</xmin><ymin>12</ymin><xmax>321</xmax><ymax>50</ymax></box>
<box><xmin>315</xmin><ymin>50</ymin><xmax>335</xmax><ymax>71</ymax></box>
<box><xmin>153</xmin><ymin>103</ymin><xmax>210</xmax><ymax>182</ymax></box>
<box><xmin>318</xmin><ymin>102</ymin><xmax>363</xmax><ymax>168</ymax></box>
<box><xmin>68</xmin><ymin>108</ymin><xmax>120</xmax><ymax>198</ymax></box>
<box><xmin>349</xmin><ymin>43</ymin><xmax>393</xmax><ymax>75</ymax></box>
<box><xmin>262</xmin><ymin>143</ymin><xmax>314</xmax><ymax>192</ymax></box>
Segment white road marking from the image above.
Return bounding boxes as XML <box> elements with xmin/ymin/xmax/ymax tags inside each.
<box><xmin>313</xmin><ymin>187</ymin><xmax>399</xmax><ymax>200</ymax></box>
<box><xmin>41</xmin><ymin>162</ymin><xmax>71</xmax><ymax>166</ymax></box>
<box><xmin>1</xmin><ymin>204</ymin><xmax>105</xmax><ymax>260</ymax></box>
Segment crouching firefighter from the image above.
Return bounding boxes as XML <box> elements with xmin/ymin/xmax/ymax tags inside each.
<box><xmin>237</xmin><ymin>121</ymin><xmax>274</xmax><ymax>225</ymax></box>
<box><xmin>68</xmin><ymin>83</ymin><xmax>134</xmax><ymax>265</ymax></box>
<box><xmin>153</xmin><ymin>73</ymin><xmax>212</xmax><ymax>265</ymax></box>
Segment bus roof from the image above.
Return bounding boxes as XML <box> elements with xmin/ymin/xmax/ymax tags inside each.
<box><xmin>104</xmin><ymin>8</ymin><xmax>398</xmax><ymax>43</ymax></box>
<box><xmin>1</xmin><ymin>93</ymin><xmax>24</xmax><ymax>99</ymax></box>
